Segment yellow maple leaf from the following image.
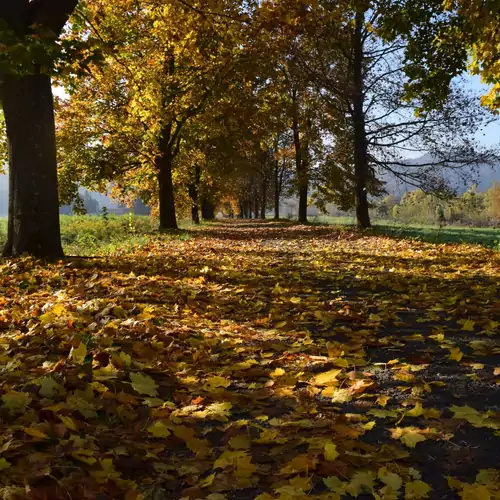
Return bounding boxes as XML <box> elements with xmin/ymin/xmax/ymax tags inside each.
<box><xmin>270</xmin><ymin>367</ymin><xmax>286</xmax><ymax>378</ymax></box>
<box><xmin>24</xmin><ymin>427</ymin><xmax>48</xmax><ymax>440</ymax></box>
<box><xmin>207</xmin><ymin>376</ymin><xmax>231</xmax><ymax>388</ymax></box>
<box><xmin>407</xmin><ymin>403</ymin><xmax>424</xmax><ymax>417</ymax></box>
<box><xmin>331</xmin><ymin>388</ymin><xmax>352</xmax><ymax>403</ymax></box>
<box><xmin>147</xmin><ymin>421</ymin><xmax>171</xmax><ymax>438</ymax></box>
<box><xmin>460</xmin><ymin>483</ymin><xmax>491</xmax><ymax>500</ymax></box>
<box><xmin>129</xmin><ymin>372</ymin><xmax>158</xmax><ymax>397</ymax></box>
<box><xmin>0</xmin><ymin>458</ymin><xmax>10</xmax><ymax>470</ymax></box>
<box><xmin>324</xmin><ymin>442</ymin><xmax>339</xmax><ymax>461</ymax></box>
<box><xmin>448</xmin><ymin>347</ymin><xmax>464</xmax><ymax>362</ymax></box>
<box><xmin>405</xmin><ymin>480</ymin><xmax>432</xmax><ymax>499</ymax></box>
<box><xmin>378</xmin><ymin>467</ymin><xmax>402</xmax><ymax>491</ymax></box>
<box><xmin>461</xmin><ymin>320</ymin><xmax>475</xmax><ymax>332</ymax></box>
<box><xmin>229</xmin><ymin>435</ymin><xmax>251</xmax><ymax>450</ymax></box>
<box><xmin>2</xmin><ymin>390</ymin><xmax>32</xmax><ymax>412</ymax></box>
<box><xmin>312</xmin><ymin>369</ymin><xmax>342</xmax><ymax>386</ymax></box>
<box><xmin>69</xmin><ymin>342</ymin><xmax>87</xmax><ymax>365</ymax></box>
<box><xmin>391</xmin><ymin>427</ymin><xmax>426</xmax><ymax>448</ymax></box>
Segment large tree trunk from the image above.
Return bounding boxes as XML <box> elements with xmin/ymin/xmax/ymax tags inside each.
<box><xmin>1</xmin><ymin>73</ymin><xmax>63</xmax><ymax>258</ymax></box>
<box><xmin>0</xmin><ymin>0</ymin><xmax>78</xmax><ymax>258</ymax></box>
<box><xmin>274</xmin><ymin>158</ymin><xmax>280</xmax><ymax>220</ymax></box>
<box><xmin>157</xmin><ymin>152</ymin><xmax>177</xmax><ymax>230</ymax></box>
<box><xmin>188</xmin><ymin>165</ymin><xmax>201</xmax><ymax>224</ymax></box>
<box><xmin>260</xmin><ymin>175</ymin><xmax>267</xmax><ymax>220</ymax></box>
<box><xmin>292</xmin><ymin>95</ymin><xmax>308</xmax><ymax>224</ymax></box>
<box><xmin>352</xmin><ymin>9</ymin><xmax>371</xmax><ymax>229</ymax></box>
<box><xmin>201</xmin><ymin>198</ymin><xmax>215</xmax><ymax>221</ymax></box>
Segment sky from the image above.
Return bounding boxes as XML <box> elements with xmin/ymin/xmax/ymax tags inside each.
<box><xmin>467</xmin><ymin>75</ymin><xmax>500</xmax><ymax>149</ymax></box>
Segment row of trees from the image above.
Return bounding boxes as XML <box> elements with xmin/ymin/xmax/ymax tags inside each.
<box><xmin>0</xmin><ymin>0</ymin><xmax>499</xmax><ymax>257</ymax></box>
<box><xmin>377</xmin><ymin>182</ymin><xmax>500</xmax><ymax>226</ymax></box>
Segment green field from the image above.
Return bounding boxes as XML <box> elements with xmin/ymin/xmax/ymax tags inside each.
<box><xmin>312</xmin><ymin>215</ymin><xmax>500</xmax><ymax>248</ymax></box>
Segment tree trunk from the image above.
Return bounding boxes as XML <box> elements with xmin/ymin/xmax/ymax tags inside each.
<box><xmin>261</xmin><ymin>176</ymin><xmax>267</xmax><ymax>219</ymax></box>
<box><xmin>157</xmin><ymin>152</ymin><xmax>177</xmax><ymax>230</ymax></box>
<box><xmin>292</xmin><ymin>97</ymin><xmax>308</xmax><ymax>224</ymax></box>
<box><xmin>1</xmin><ymin>73</ymin><xmax>63</xmax><ymax>258</ymax></box>
<box><xmin>254</xmin><ymin>197</ymin><xmax>259</xmax><ymax>220</ymax></box>
<box><xmin>188</xmin><ymin>165</ymin><xmax>201</xmax><ymax>224</ymax></box>
<box><xmin>274</xmin><ymin>158</ymin><xmax>280</xmax><ymax>220</ymax></box>
<box><xmin>352</xmin><ymin>9</ymin><xmax>371</xmax><ymax>229</ymax></box>
<box><xmin>201</xmin><ymin>199</ymin><xmax>215</xmax><ymax>221</ymax></box>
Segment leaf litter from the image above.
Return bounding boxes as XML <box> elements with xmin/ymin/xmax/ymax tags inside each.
<box><xmin>0</xmin><ymin>220</ymin><xmax>498</xmax><ymax>499</ymax></box>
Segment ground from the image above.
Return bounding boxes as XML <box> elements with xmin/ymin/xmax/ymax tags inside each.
<box><xmin>0</xmin><ymin>220</ymin><xmax>499</xmax><ymax>499</ymax></box>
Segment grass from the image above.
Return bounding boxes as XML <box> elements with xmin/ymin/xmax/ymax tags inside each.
<box><xmin>312</xmin><ymin>215</ymin><xmax>500</xmax><ymax>248</ymax></box>
<box><xmin>0</xmin><ymin>215</ymin><xmax>497</xmax><ymax>256</ymax></box>
<box><xmin>0</xmin><ymin>214</ymin><xmax>198</xmax><ymax>256</ymax></box>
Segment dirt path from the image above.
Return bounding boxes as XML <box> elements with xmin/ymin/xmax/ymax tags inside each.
<box><xmin>0</xmin><ymin>221</ymin><xmax>499</xmax><ymax>499</ymax></box>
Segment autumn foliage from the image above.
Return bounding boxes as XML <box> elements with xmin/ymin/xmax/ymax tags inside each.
<box><xmin>0</xmin><ymin>222</ymin><xmax>498</xmax><ymax>499</ymax></box>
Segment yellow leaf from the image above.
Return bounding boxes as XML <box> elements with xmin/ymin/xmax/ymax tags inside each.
<box><xmin>200</xmin><ymin>473</ymin><xmax>216</xmax><ymax>488</ymax></box>
<box><xmin>24</xmin><ymin>427</ymin><xmax>48</xmax><ymax>439</ymax></box>
<box><xmin>493</xmin><ymin>368</ymin><xmax>500</xmax><ymax>376</ymax></box>
<box><xmin>405</xmin><ymin>480</ymin><xmax>432</xmax><ymax>499</ymax></box>
<box><xmin>331</xmin><ymin>388</ymin><xmax>352</xmax><ymax>403</ymax></box>
<box><xmin>377</xmin><ymin>395</ymin><xmax>390</xmax><ymax>407</ymax></box>
<box><xmin>290</xmin><ymin>297</ymin><xmax>301</xmax><ymax>304</ymax></box>
<box><xmin>213</xmin><ymin>450</ymin><xmax>247</xmax><ymax>470</ymax></box>
<box><xmin>460</xmin><ymin>484</ymin><xmax>491</xmax><ymax>500</ymax></box>
<box><xmin>129</xmin><ymin>372</ymin><xmax>158</xmax><ymax>397</ymax></box>
<box><xmin>235</xmin><ymin>454</ymin><xmax>257</xmax><ymax>478</ymax></box>
<box><xmin>324</xmin><ymin>442</ymin><xmax>339</xmax><ymax>461</ymax></box>
<box><xmin>368</xmin><ymin>409</ymin><xmax>398</xmax><ymax>418</ymax></box>
<box><xmin>347</xmin><ymin>471</ymin><xmax>375</xmax><ymax>497</ymax></box>
<box><xmin>280</xmin><ymin>454</ymin><xmax>312</xmax><ymax>474</ymax></box>
<box><xmin>207</xmin><ymin>376</ymin><xmax>231</xmax><ymax>388</ymax></box>
<box><xmin>312</xmin><ymin>369</ymin><xmax>342</xmax><ymax>386</ymax></box>
<box><xmin>407</xmin><ymin>403</ymin><xmax>424</xmax><ymax>417</ymax></box>
<box><xmin>147</xmin><ymin>421</ymin><xmax>171</xmax><ymax>438</ymax></box>
<box><xmin>2</xmin><ymin>391</ymin><xmax>31</xmax><ymax>412</ymax></box>
<box><xmin>59</xmin><ymin>415</ymin><xmax>78</xmax><ymax>431</ymax></box>
<box><xmin>363</xmin><ymin>421</ymin><xmax>376</xmax><ymax>431</ymax></box>
<box><xmin>449</xmin><ymin>348</ymin><xmax>464</xmax><ymax>362</ymax></box>
<box><xmin>229</xmin><ymin>435</ymin><xmax>251</xmax><ymax>450</ymax></box>
<box><xmin>0</xmin><ymin>458</ymin><xmax>10</xmax><ymax>470</ymax></box>
<box><xmin>69</xmin><ymin>343</ymin><xmax>87</xmax><ymax>365</ymax></box>
<box><xmin>72</xmin><ymin>453</ymin><xmax>97</xmax><ymax>465</ymax></box>
<box><xmin>323</xmin><ymin>476</ymin><xmax>345</xmax><ymax>493</ymax></box>
<box><xmin>461</xmin><ymin>320</ymin><xmax>475</xmax><ymax>332</ymax></box>
<box><xmin>391</xmin><ymin>427</ymin><xmax>426</xmax><ymax>448</ymax></box>
<box><xmin>38</xmin><ymin>376</ymin><xmax>63</xmax><ymax>398</ymax></box>
<box><xmin>378</xmin><ymin>467</ymin><xmax>402</xmax><ymax>491</ymax></box>
<box><xmin>270</xmin><ymin>368</ymin><xmax>286</xmax><ymax>378</ymax></box>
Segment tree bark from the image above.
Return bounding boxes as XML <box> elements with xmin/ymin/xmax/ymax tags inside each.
<box><xmin>274</xmin><ymin>157</ymin><xmax>280</xmax><ymax>220</ymax></box>
<box><xmin>261</xmin><ymin>175</ymin><xmax>267</xmax><ymax>219</ymax></box>
<box><xmin>201</xmin><ymin>198</ymin><xmax>215</xmax><ymax>221</ymax></box>
<box><xmin>352</xmin><ymin>9</ymin><xmax>371</xmax><ymax>229</ymax></box>
<box><xmin>157</xmin><ymin>156</ymin><xmax>177</xmax><ymax>230</ymax></box>
<box><xmin>1</xmin><ymin>73</ymin><xmax>63</xmax><ymax>258</ymax></box>
<box><xmin>0</xmin><ymin>0</ymin><xmax>78</xmax><ymax>258</ymax></box>
<box><xmin>292</xmin><ymin>93</ymin><xmax>308</xmax><ymax>224</ymax></box>
<box><xmin>188</xmin><ymin>165</ymin><xmax>201</xmax><ymax>224</ymax></box>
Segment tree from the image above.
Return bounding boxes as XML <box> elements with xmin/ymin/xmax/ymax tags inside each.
<box><xmin>0</xmin><ymin>0</ymin><xmax>78</xmax><ymax>258</ymax></box>
<box><xmin>57</xmin><ymin>0</ymin><xmax>248</xmax><ymax>230</ymax></box>
<box><xmin>379</xmin><ymin>0</ymin><xmax>500</xmax><ymax>112</ymax></box>
<box><xmin>298</xmin><ymin>0</ymin><xmax>495</xmax><ymax>228</ymax></box>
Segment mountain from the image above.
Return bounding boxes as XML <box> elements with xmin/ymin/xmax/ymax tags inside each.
<box><xmin>381</xmin><ymin>154</ymin><xmax>500</xmax><ymax>197</ymax></box>
<box><xmin>0</xmin><ymin>175</ymin><xmax>123</xmax><ymax>217</ymax></box>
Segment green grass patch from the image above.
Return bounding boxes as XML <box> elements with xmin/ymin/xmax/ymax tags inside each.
<box><xmin>312</xmin><ymin>215</ymin><xmax>500</xmax><ymax>248</ymax></box>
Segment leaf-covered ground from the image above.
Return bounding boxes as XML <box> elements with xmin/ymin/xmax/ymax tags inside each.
<box><xmin>0</xmin><ymin>221</ymin><xmax>499</xmax><ymax>500</ymax></box>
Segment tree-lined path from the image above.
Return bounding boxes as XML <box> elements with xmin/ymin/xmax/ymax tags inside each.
<box><xmin>0</xmin><ymin>222</ymin><xmax>498</xmax><ymax>499</ymax></box>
